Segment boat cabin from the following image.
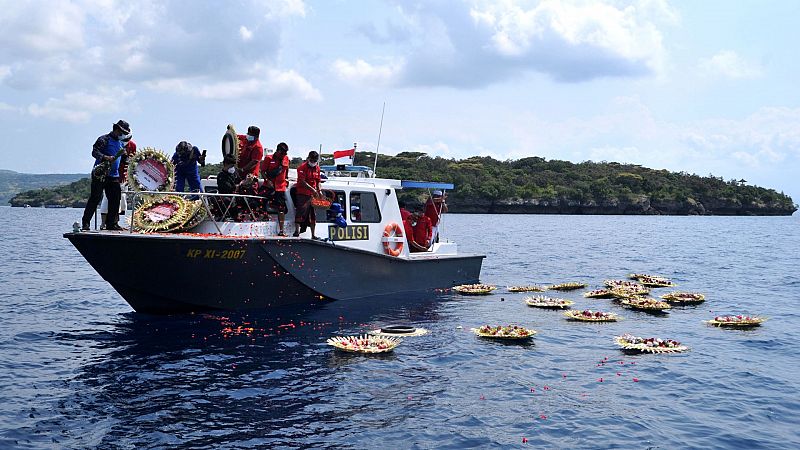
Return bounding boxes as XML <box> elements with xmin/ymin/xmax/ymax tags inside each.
<box><xmin>198</xmin><ymin>165</ymin><xmax>456</xmax><ymax>259</ymax></box>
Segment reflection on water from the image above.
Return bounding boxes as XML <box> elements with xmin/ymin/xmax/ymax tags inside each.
<box><xmin>1</xmin><ymin>208</ymin><xmax>800</xmax><ymax>448</ymax></box>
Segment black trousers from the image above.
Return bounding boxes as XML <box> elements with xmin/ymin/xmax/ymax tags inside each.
<box><xmin>82</xmin><ymin>178</ymin><xmax>121</xmax><ymax>227</ymax></box>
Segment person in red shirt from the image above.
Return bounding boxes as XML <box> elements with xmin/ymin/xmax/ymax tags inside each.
<box><xmin>261</xmin><ymin>142</ymin><xmax>290</xmax><ymax>236</ymax></box>
<box><xmin>293</xmin><ymin>151</ymin><xmax>321</xmax><ymax>238</ymax></box>
<box><xmin>403</xmin><ymin>207</ymin><xmax>431</xmax><ymax>252</ymax></box>
<box><xmin>424</xmin><ymin>190</ymin><xmax>448</xmax><ymax>243</ymax></box>
<box><xmin>399</xmin><ymin>200</ymin><xmax>412</xmax><ymax>222</ymax></box>
<box><xmin>237</xmin><ymin>125</ymin><xmax>263</xmax><ymax>177</ymax></box>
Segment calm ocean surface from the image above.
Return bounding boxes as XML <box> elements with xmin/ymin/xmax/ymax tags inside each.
<box><xmin>1</xmin><ymin>207</ymin><xmax>799</xmax><ymax>449</ymax></box>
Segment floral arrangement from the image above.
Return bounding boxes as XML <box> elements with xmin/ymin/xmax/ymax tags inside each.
<box><xmin>524</xmin><ymin>295</ymin><xmax>574</xmax><ymax>309</ymax></box>
<box><xmin>132</xmin><ymin>195</ymin><xmax>194</xmax><ymax>233</ymax></box>
<box><xmin>453</xmin><ymin>284</ymin><xmax>497</xmax><ymax>295</ymax></box>
<box><xmin>660</xmin><ymin>292</ymin><xmax>705</xmax><ymax>304</ymax></box>
<box><xmin>128</xmin><ymin>147</ymin><xmax>175</xmax><ymax>192</ymax></box>
<box><xmin>472</xmin><ymin>325</ymin><xmax>536</xmax><ymax>339</ymax></box>
<box><xmin>327</xmin><ymin>334</ymin><xmax>402</xmax><ymax>353</ymax></box>
<box><xmin>507</xmin><ymin>285</ymin><xmax>547</xmax><ymax>293</ymax></box>
<box><xmin>615</xmin><ymin>334</ymin><xmax>688</xmax><ymax>353</ymax></box>
<box><xmin>610</xmin><ymin>285</ymin><xmax>651</xmax><ymax>298</ymax></box>
<box><xmin>548</xmin><ymin>282</ymin><xmax>587</xmax><ymax>291</ymax></box>
<box><xmin>628</xmin><ymin>273</ymin><xmax>665</xmax><ymax>280</ymax></box>
<box><xmin>706</xmin><ymin>315</ymin><xmax>766</xmax><ymax>327</ymax></box>
<box><xmin>583</xmin><ymin>289</ymin><xmax>614</xmax><ymax>298</ymax></box>
<box><xmin>620</xmin><ymin>297</ymin><xmax>671</xmax><ymax>311</ymax></box>
<box><xmin>637</xmin><ymin>275</ymin><xmax>676</xmax><ymax>287</ymax></box>
<box><xmin>564</xmin><ymin>310</ymin><xmax>621</xmax><ymax>322</ymax></box>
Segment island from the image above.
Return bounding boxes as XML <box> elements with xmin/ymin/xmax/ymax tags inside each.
<box><xmin>8</xmin><ymin>152</ymin><xmax>797</xmax><ymax>215</ymax></box>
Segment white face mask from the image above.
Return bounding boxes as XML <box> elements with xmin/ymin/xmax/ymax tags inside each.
<box><xmin>227</xmin><ymin>166</ymin><xmax>236</xmax><ymax>174</ymax></box>
<box><xmin>308</xmin><ymin>161</ymin><xmax>318</xmax><ymax>167</ymax></box>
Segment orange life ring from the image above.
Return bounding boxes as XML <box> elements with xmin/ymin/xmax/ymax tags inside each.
<box><xmin>382</xmin><ymin>222</ymin><xmax>404</xmax><ymax>257</ymax></box>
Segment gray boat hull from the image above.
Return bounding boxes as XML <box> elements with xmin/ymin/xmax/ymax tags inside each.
<box><xmin>65</xmin><ymin>232</ymin><xmax>484</xmax><ymax>314</ymax></box>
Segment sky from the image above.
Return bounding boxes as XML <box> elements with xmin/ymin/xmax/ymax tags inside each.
<box><xmin>1</xmin><ymin>0</ymin><xmax>799</xmax><ymax>202</ymax></box>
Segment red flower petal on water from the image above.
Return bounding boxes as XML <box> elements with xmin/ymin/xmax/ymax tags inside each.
<box><xmin>539</xmin><ymin>414</ymin><xmax>547</xmax><ymax>420</ymax></box>
<box><xmin>616</xmin><ymin>372</ymin><xmax>621</xmax><ymax>376</ymax></box>
<box><xmin>480</xmin><ymin>395</ymin><xmax>486</xmax><ymax>400</ymax></box>
<box><xmin>543</xmin><ymin>386</ymin><xmax>550</xmax><ymax>390</ymax></box>
<box><xmin>522</xmin><ymin>437</ymin><xmax>528</xmax><ymax>443</ymax></box>
<box><xmin>562</xmin><ymin>373</ymin><xmax>567</xmax><ymax>378</ymax></box>
<box><xmin>633</xmin><ymin>378</ymin><xmax>639</xmax><ymax>382</ymax></box>
<box><xmin>530</xmin><ymin>387</ymin><xmax>535</xmax><ymax>392</ymax></box>
<box><xmin>598</xmin><ymin>377</ymin><xmax>604</xmax><ymax>382</ymax></box>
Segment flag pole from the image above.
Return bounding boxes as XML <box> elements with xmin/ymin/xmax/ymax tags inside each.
<box><xmin>372</xmin><ymin>102</ymin><xmax>386</xmax><ymax>175</ymax></box>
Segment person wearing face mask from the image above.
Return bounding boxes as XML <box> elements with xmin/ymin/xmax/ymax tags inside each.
<box><xmin>99</xmin><ymin>137</ymin><xmax>136</xmax><ymax>229</ymax></box>
<box><xmin>171</xmin><ymin>141</ymin><xmax>206</xmax><ymax>193</ymax></box>
<box><xmin>81</xmin><ymin>120</ymin><xmax>131</xmax><ymax>231</ymax></box>
<box><xmin>261</xmin><ymin>142</ymin><xmax>290</xmax><ymax>236</ymax></box>
<box><xmin>293</xmin><ymin>151</ymin><xmax>321</xmax><ymax>238</ymax></box>
<box><xmin>403</xmin><ymin>205</ymin><xmax>432</xmax><ymax>252</ymax></box>
<box><xmin>237</xmin><ymin>125</ymin><xmax>263</xmax><ymax>178</ymax></box>
<box><xmin>213</xmin><ymin>154</ymin><xmax>240</xmax><ymax>220</ymax></box>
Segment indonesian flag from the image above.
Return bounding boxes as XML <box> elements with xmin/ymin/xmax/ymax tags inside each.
<box><xmin>333</xmin><ymin>148</ymin><xmax>355</xmax><ymax>166</ymax></box>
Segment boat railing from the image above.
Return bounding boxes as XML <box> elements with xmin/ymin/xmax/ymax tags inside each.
<box><xmin>127</xmin><ymin>189</ymin><xmax>273</xmax><ymax>234</ymax></box>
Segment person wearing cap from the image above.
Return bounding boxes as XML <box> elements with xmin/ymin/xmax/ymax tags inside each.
<box><xmin>399</xmin><ymin>200</ymin><xmax>412</xmax><ymax>222</ymax></box>
<box><xmin>99</xmin><ymin>138</ymin><xmax>136</xmax><ymax>228</ymax></box>
<box><xmin>171</xmin><ymin>141</ymin><xmax>206</xmax><ymax>193</ymax></box>
<box><xmin>403</xmin><ymin>206</ymin><xmax>432</xmax><ymax>252</ymax></box>
<box><xmin>81</xmin><ymin>120</ymin><xmax>131</xmax><ymax>231</ymax></box>
<box><xmin>261</xmin><ymin>142</ymin><xmax>290</xmax><ymax>236</ymax></box>
<box><xmin>293</xmin><ymin>150</ymin><xmax>321</xmax><ymax>238</ymax></box>
<box><xmin>424</xmin><ymin>189</ymin><xmax>448</xmax><ymax>244</ymax></box>
<box><xmin>350</xmin><ymin>204</ymin><xmax>362</xmax><ymax>222</ymax></box>
<box><xmin>237</xmin><ymin>125</ymin><xmax>263</xmax><ymax>178</ymax></box>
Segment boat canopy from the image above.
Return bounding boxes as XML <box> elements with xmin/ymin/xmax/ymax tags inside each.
<box><xmin>400</xmin><ymin>180</ymin><xmax>454</xmax><ymax>190</ymax></box>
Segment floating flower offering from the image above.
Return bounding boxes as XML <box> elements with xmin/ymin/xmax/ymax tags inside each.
<box><xmin>525</xmin><ymin>295</ymin><xmax>574</xmax><ymax>309</ymax></box>
<box><xmin>548</xmin><ymin>282</ymin><xmax>587</xmax><ymax>291</ymax></box>
<box><xmin>628</xmin><ymin>273</ymin><xmax>665</xmax><ymax>280</ymax></box>
<box><xmin>638</xmin><ymin>276</ymin><xmax>676</xmax><ymax>287</ymax></box>
<box><xmin>660</xmin><ymin>292</ymin><xmax>705</xmax><ymax>304</ymax></box>
<box><xmin>706</xmin><ymin>315</ymin><xmax>766</xmax><ymax>327</ymax></box>
<box><xmin>620</xmin><ymin>297</ymin><xmax>671</xmax><ymax>311</ymax></box>
<box><xmin>326</xmin><ymin>334</ymin><xmax>402</xmax><ymax>353</ymax></box>
<box><xmin>564</xmin><ymin>310</ymin><xmax>621</xmax><ymax>322</ymax></box>
<box><xmin>583</xmin><ymin>289</ymin><xmax>615</xmax><ymax>298</ymax></box>
<box><xmin>615</xmin><ymin>334</ymin><xmax>688</xmax><ymax>354</ymax></box>
<box><xmin>507</xmin><ymin>285</ymin><xmax>547</xmax><ymax>293</ymax></box>
<box><xmin>472</xmin><ymin>325</ymin><xmax>537</xmax><ymax>339</ymax></box>
<box><xmin>610</xmin><ymin>284</ymin><xmax>650</xmax><ymax>298</ymax></box>
<box><xmin>453</xmin><ymin>284</ymin><xmax>497</xmax><ymax>295</ymax></box>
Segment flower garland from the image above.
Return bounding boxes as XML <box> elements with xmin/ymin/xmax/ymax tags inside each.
<box><xmin>615</xmin><ymin>334</ymin><xmax>688</xmax><ymax>353</ymax></box>
<box><xmin>524</xmin><ymin>295</ymin><xmax>574</xmax><ymax>309</ymax></box>
<box><xmin>660</xmin><ymin>292</ymin><xmax>705</xmax><ymax>304</ymax></box>
<box><xmin>620</xmin><ymin>297</ymin><xmax>671</xmax><ymax>311</ymax></box>
<box><xmin>548</xmin><ymin>282</ymin><xmax>587</xmax><ymax>291</ymax></box>
<box><xmin>706</xmin><ymin>315</ymin><xmax>766</xmax><ymax>327</ymax></box>
<box><xmin>132</xmin><ymin>195</ymin><xmax>194</xmax><ymax>233</ymax></box>
<box><xmin>507</xmin><ymin>285</ymin><xmax>547</xmax><ymax>293</ymax></box>
<box><xmin>453</xmin><ymin>284</ymin><xmax>497</xmax><ymax>295</ymax></box>
<box><xmin>327</xmin><ymin>334</ymin><xmax>402</xmax><ymax>353</ymax></box>
<box><xmin>472</xmin><ymin>325</ymin><xmax>536</xmax><ymax>339</ymax></box>
<box><xmin>583</xmin><ymin>289</ymin><xmax>614</xmax><ymax>298</ymax></box>
<box><xmin>128</xmin><ymin>147</ymin><xmax>175</xmax><ymax>192</ymax></box>
<box><xmin>564</xmin><ymin>310</ymin><xmax>621</xmax><ymax>322</ymax></box>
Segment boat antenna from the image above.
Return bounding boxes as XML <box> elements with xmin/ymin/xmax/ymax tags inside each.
<box><xmin>373</xmin><ymin>101</ymin><xmax>386</xmax><ymax>175</ymax></box>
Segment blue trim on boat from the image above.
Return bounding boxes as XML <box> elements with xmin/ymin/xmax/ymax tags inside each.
<box><xmin>401</xmin><ymin>181</ymin><xmax>455</xmax><ymax>190</ymax></box>
<box><xmin>320</xmin><ymin>165</ymin><xmax>372</xmax><ymax>172</ymax></box>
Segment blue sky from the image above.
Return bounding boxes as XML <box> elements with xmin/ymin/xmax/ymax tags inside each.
<box><xmin>1</xmin><ymin>0</ymin><xmax>798</xmax><ymax>202</ymax></box>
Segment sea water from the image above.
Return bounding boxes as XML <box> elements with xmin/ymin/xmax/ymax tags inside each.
<box><xmin>0</xmin><ymin>207</ymin><xmax>799</xmax><ymax>448</ymax></box>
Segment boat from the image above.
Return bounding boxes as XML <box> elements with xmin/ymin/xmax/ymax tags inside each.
<box><xmin>65</xmin><ymin>148</ymin><xmax>484</xmax><ymax>314</ymax></box>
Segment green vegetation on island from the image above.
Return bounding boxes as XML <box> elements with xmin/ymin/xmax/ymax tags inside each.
<box><xmin>8</xmin><ymin>153</ymin><xmax>797</xmax><ymax>215</ymax></box>
<box><xmin>0</xmin><ymin>170</ymin><xmax>86</xmax><ymax>205</ymax></box>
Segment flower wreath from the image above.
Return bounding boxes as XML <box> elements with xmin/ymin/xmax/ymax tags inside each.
<box><xmin>132</xmin><ymin>195</ymin><xmax>194</xmax><ymax>233</ymax></box>
<box><xmin>615</xmin><ymin>334</ymin><xmax>688</xmax><ymax>353</ymax></box>
<box><xmin>327</xmin><ymin>334</ymin><xmax>402</xmax><ymax>353</ymax></box>
<box><xmin>128</xmin><ymin>147</ymin><xmax>175</xmax><ymax>192</ymax></box>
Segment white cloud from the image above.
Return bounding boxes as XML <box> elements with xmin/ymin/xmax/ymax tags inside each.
<box><xmin>699</xmin><ymin>50</ymin><xmax>763</xmax><ymax>79</ymax></box>
<box><xmin>332</xmin><ymin>59</ymin><xmax>403</xmax><ymax>86</ymax></box>
<box><xmin>27</xmin><ymin>87</ymin><xmax>135</xmax><ymax>123</ymax></box>
<box><xmin>147</xmin><ymin>69</ymin><xmax>321</xmax><ymax>101</ymax></box>
<box><xmin>0</xmin><ymin>0</ymin><xmax>318</xmax><ymax>102</ymax></box>
<box><xmin>239</xmin><ymin>25</ymin><xmax>254</xmax><ymax>42</ymax></box>
<box><xmin>341</xmin><ymin>0</ymin><xmax>676</xmax><ymax>88</ymax></box>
